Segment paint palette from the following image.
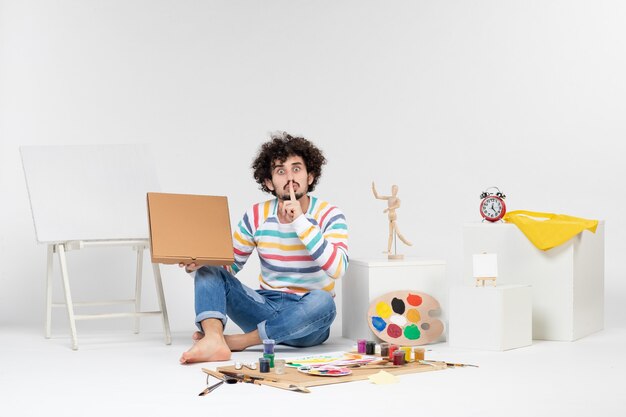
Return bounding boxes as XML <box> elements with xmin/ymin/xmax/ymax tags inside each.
<box><xmin>297</xmin><ymin>365</ymin><xmax>352</xmax><ymax>377</ymax></box>
<box><xmin>367</xmin><ymin>290</ymin><xmax>444</xmax><ymax>346</ymax></box>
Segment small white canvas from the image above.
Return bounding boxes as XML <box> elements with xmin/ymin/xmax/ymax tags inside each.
<box><xmin>473</xmin><ymin>253</ymin><xmax>498</xmax><ymax>278</ymax></box>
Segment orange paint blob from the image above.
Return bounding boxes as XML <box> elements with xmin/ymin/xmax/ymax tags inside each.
<box><xmin>406</xmin><ymin>308</ymin><xmax>421</xmax><ymax>323</ymax></box>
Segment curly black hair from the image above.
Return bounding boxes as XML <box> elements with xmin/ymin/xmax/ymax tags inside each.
<box><xmin>252</xmin><ymin>132</ymin><xmax>327</xmax><ymax>195</ymax></box>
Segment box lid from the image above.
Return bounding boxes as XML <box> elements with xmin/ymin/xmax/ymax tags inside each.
<box><xmin>147</xmin><ymin>192</ymin><xmax>234</xmax><ymax>266</ymax></box>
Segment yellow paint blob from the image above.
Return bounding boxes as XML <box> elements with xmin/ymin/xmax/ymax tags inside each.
<box><xmin>406</xmin><ymin>309</ymin><xmax>421</xmax><ymax>323</ymax></box>
<box><xmin>376</xmin><ymin>302</ymin><xmax>393</xmax><ymax>318</ymax></box>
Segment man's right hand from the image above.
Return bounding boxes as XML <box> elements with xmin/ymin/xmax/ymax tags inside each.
<box><xmin>179</xmin><ymin>262</ymin><xmax>201</xmax><ymax>273</ymax></box>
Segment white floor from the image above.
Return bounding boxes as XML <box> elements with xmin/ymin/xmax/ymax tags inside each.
<box><xmin>1</xmin><ymin>325</ymin><xmax>624</xmax><ymax>417</ymax></box>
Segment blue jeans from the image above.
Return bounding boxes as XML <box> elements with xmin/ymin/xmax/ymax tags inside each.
<box><xmin>194</xmin><ymin>266</ymin><xmax>336</xmax><ymax>347</ymax></box>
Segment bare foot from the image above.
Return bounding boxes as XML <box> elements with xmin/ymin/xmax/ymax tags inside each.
<box><xmin>224</xmin><ymin>334</ymin><xmax>247</xmax><ymax>352</ymax></box>
<box><xmin>224</xmin><ymin>332</ymin><xmax>261</xmax><ymax>352</ymax></box>
<box><xmin>180</xmin><ymin>332</ymin><xmax>231</xmax><ymax>364</ymax></box>
<box><xmin>195</xmin><ymin>331</ymin><xmax>257</xmax><ymax>352</ymax></box>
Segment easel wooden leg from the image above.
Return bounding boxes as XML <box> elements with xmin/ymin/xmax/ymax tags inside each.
<box><xmin>58</xmin><ymin>243</ymin><xmax>79</xmax><ymax>350</ymax></box>
<box><xmin>152</xmin><ymin>263</ymin><xmax>171</xmax><ymax>345</ymax></box>
<box><xmin>134</xmin><ymin>246</ymin><xmax>144</xmax><ymax>334</ymax></box>
<box><xmin>45</xmin><ymin>244</ymin><xmax>54</xmax><ymax>339</ymax></box>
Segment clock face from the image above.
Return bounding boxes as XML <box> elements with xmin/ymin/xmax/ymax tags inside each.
<box><xmin>480</xmin><ymin>196</ymin><xmax>505</xmax><ymax>221</ymax></box>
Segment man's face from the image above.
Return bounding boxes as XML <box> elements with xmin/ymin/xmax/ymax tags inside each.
<box><xmin>264</xmin><ymin>155</ymin><xmax>314</xmax><ymax>200</ymax></box>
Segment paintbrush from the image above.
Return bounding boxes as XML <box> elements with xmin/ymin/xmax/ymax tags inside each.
<box><xmin>219</xmin><ymin>370</ymin><xmax>311</xmax><ymax>393</ymax></box>
<box><xmin>444</xmin><ymin>362</ymin><xmax>479</xmax><ymax>368</ymax></box>
<box><xmin>199</xmin><ymin>369</ymin><xmax>239</xmax><ymax>396</ymax></box>
<box><xmin>345</xmin><ymin>363</ymin><xmax>401</xmax><ymax>369</ymax></box>
<box><xmin>419</xmin><ymin>360</ymin><xmax>479</xmax><ymax>368</ymax></box>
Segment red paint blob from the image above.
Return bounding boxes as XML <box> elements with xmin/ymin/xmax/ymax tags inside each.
<box><xmin>387</xmin><ymin>324</ymin><xmax>402</xmax><ymax>338</ymax></box>
<box><xmin>407</xmin><ymin>293</ymin><xmax>422</xmax><ymax>306</ymax></box>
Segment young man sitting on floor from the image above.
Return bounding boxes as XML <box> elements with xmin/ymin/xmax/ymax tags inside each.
<box><xmin>180</xmin><ymin>132</ymin><xmax>348</xmax><ymax>364</ymax></box>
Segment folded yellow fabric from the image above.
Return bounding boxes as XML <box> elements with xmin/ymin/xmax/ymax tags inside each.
<box><xmin>503</xmin><ymin>210</ymin><xmax>598</xmax><ymax>251</ymax></box>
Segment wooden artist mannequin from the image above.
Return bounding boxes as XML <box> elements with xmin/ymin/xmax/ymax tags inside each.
<box><xmin>372</xmin><ymin>182</ymin><xmax>412</xmax><ymax>260</ymax></box>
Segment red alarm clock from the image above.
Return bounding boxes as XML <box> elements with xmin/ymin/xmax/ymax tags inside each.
<box><xmin>479</xmin><ymin>187</ymin><xmax>506</xmax><ymax>222</ymax></box>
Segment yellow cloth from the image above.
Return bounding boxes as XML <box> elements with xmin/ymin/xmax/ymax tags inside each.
<box><xmin>503</xmin><ymin>210</ymin><xmax>598</xmax><ymax>251</ymax></box>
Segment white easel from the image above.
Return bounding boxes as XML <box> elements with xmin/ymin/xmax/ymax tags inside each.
<box><xmin>21</xmin><ymin>145</ymin><xmax>171</xmax><ymax>350</ymax></box>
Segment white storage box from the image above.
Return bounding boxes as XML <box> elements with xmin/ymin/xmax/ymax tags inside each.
<box><xmin>463</xmin><ymin>222</ymin><xmax>604</xmax><ymax>341</ymax></box>
<box><xmin>449</xmin><ymin>285</ymin><xmax>532</xmax><ymax>351</ymax></box>
<box><xmin>342</xmin><ymin>258</ymin><xmax>446</xmax><ymax>342</ymax></box>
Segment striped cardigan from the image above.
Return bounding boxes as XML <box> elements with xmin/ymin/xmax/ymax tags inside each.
<box><xmin>229</xmin><ymin>196</ymin><xmax>348</xmax><ymax>295</ymax></box>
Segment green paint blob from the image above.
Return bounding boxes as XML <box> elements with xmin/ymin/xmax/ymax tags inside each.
<box><xmin>404</xmin><ymin>324</ymin><xmax>421</xmax><ymax>340</ymax></box>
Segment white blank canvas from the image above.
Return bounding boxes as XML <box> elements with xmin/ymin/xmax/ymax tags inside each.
<box><xmin>473</xmin><ymin>253</ymin><xmax>498</xmax><ymax>278</ymax></box>
<box><xmin>20</xmin><ymin>144</ymin><xmax>160</xmax><ymax>243</ymax></box>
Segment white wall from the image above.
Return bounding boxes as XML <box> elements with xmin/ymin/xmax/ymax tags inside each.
<box><xmin>1</xmin><ymin>0</ymin><xmax>625</xmax><ymax>337</ymax></box>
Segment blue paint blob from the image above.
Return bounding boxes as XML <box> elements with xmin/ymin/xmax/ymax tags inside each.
<box><xmin>372</xmin><ymin>316</ymin><xmax>387</xmax><ymax>332</ymax></box>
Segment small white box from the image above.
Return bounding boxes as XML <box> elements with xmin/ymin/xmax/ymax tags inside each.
<box><xmin>342</xmin><ymin>258</ymin><xmax>446</xmax><ymax>341</ymax></box>
<box><xmin>449</xmin><ymin>285</ymin><xmax>532</xmax><ymax>351</ymax></box>
<box><xmin>463</xmin><ymin>222</ymin><xmax>604</xmax><ymax>341</ymax></box>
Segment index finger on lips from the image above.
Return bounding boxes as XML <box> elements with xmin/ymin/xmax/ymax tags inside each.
<box><xmin>289</xmin><ymin>181</ymin><xmax>296</xmax><ymax>201</ymax></box>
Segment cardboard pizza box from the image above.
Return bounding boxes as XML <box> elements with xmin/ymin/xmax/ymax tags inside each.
<box><xmin>147</xmin><ymin>192</ymin><xmax>234</xmax><ymax>266</ymax></box>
